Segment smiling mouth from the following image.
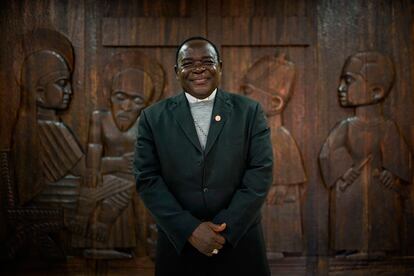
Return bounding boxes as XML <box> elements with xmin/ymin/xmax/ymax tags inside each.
<box><xmin>191</xmin><ymin>78</ymin><xmax>209</xmax><ymax>85</ymax></box>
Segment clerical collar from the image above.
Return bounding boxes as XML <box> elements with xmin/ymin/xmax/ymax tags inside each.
<box><xmin>185</xmin><ymin>89</ymin><xmax>217</xmax><ymax>104</ymax></box>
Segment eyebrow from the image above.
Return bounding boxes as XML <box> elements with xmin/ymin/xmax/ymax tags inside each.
<box><xmin>180</xmin><ymin>56</ymin><xmax>216</xmax><ymax>62</ymax></box>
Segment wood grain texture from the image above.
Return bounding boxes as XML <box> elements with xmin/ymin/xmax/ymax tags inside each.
<box><xmin>0</xmin><ymin>0</ymin><xmax>413</xmax><ymax>275</ymax></box>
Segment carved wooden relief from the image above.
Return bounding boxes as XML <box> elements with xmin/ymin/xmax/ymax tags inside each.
<box><xmin>242</xmin><ymin>53</ymin><xmax>307</xmax><ymax>259</ymax></box>
<box><xmin>5</xmin><ymin>28</ymin><xmax>82</xmax><ymax>259</ymax></box>
<box><xmin>1</xmin><ymin>1</ymin><xmax>414</xmax><ymax>275</ymax></box>
<box><xmin>70</xmin><ymin>51</ymin><xmax>165</xmax><ymax>260</ymax></box>
<box><xmin>319</xmin><ymin>51</ymin><xmax>412</xmax><ymax>259</ymax></box>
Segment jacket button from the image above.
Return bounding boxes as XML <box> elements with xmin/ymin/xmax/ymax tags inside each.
<box><xmin>203</xmin><ymin>188</ymin><xmax>208</xmax><ymax>193</ymax></box>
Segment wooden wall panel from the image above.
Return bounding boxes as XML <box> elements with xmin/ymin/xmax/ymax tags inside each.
<box><xmin>101</xmin><ymin>0</ymin><xmax>205</xmax><ymax>46</ymax></box>
<box><xmin>0</xmin><ymin>0</ymin><xmax>413</xmax><ymax>275</ymax></box>
<box><xmin>317</xmin><ymin>0</ymin><xmax>414</xmax><ymax>274</ymax></box>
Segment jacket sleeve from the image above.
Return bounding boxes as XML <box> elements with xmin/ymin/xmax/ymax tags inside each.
<box><xmin>134</xmin><ymin>110</ymin><xmax>201</xmax><ymax>254</ymax></box>
<box><xmin>212</xmin><ymin>103</ymin><xmax>273</xmax><ymax>247</ymax></box>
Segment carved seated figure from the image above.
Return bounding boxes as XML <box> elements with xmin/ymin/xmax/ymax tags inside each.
<box><xmin>241</xmin><ymin>54</ymin><xmax>307</xmax><ymax>259</ymax></box>
<box><xmin>86</xmin><ymin>68</ymin><xmax>146</xmax><ymax>241</ymax></box>
<box><xmin>71</xmin><ymin>67</ymin><xmax>154</xmax><ymax>259</ymax></box>
<box><xmin>319</xmin><ymin>52</ymin><xmax>411</xmax><ymax>259</ymax></box>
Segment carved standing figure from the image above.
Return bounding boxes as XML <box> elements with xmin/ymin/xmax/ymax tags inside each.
<box><xmin>14</xmin><ymin>30</ymin><xmax>82</xmax><ymax>207</ymax></box>
<box><xmin>9</xmin><ymin>28</ymin><xmax>82</xmax><ymax>258</ymax></box>
<box><xmin>71</xmin><ymin>51</ymin><xmax>164</xmax><ymax>260</ymax></box>
<box><xmin>319</xmin><ymin>52</ymin><xmax>411</xmax><ymax>259</ymax></box>
<box><xmin>241</xmin><ymin>54</ymin><xmax>307</xmax><ymax>259</ymax></box>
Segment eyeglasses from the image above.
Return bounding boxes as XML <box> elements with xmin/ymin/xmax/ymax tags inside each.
<box><xmin>178</xmin><ymin>59</ymin><xmax>217</xmax><ymax>70</ymax></box>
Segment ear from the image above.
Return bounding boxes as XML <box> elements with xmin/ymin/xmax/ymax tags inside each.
<box><xmin>372</xmin><ymin>86</ymin><xmax>385</xmax><ymax>102</ymax></box>
<box><xmin>273</xmin><ymin>95</ymin><xmax>285</xmax><ymax>112</ymax></box>
<box><xmin>36</xmin><ymin>86</ymin><xmax>45</xmax><ymax>105</ymax></box>
<box><xmin>174</xmin><ymin>65</ymin><xmax>179</xmax><ymax>80</ymax></box>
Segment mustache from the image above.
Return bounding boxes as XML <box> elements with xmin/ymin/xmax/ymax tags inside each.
<box><xmin>116</xmin><ymin>111</ymin><xmax>132</xmax><ymax>117</ymax></box>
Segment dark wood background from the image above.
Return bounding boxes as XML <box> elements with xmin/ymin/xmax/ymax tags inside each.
<box><xmin>0</xmin><ymin>0</ymin><xmax>413</xmax><ymax>275</ymax></box>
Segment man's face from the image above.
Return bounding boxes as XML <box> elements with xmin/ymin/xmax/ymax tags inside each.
<box><xmin>110</xmin><ymin>69</ymin><xmax>148</xmax><ymax>131</ymax></box>
<box><xmin>338</xmin><ymin>59</ymin><xmax>374</xmax><ymax>107</ymax></box>
<box><xmin>175</xmin><ymin>40</ymin><xmax>222</xmax><ymax>99</ymax></box>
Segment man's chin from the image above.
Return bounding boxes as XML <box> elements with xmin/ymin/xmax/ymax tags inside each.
<box><xmin>188</xmin><ymin>87</ymin><xmax>215</xmax><ymax>99</ymax></box>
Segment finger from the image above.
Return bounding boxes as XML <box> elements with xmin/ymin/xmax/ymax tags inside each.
<box><xmin>351</xmin><ymin>173</ymin><xmax>358</xmax><ymax>180</ymax></box>
<box><xmin>266</xmin><ymin>195</ymin><xmax>273</xmax><ymax>204</ymax></box>
<box><xmin>213</xmin><ymin>234</ymin><xmax>225</xmax><ymax>245</ymax></box>
<box><xmin>207</xmin><ymin>241</ymin><xmax>223</xmax><ymax>252</ymax></box>
<box><xmin>386</xmin><ymin>180</ymin><xmax>393</xmax><ymax>188</ymax></box>
<box><xmin>351</xmin><ymin>171</ymin><xmax>360</xmax><ymax>178</ymax></box>
<box><xmin>210</xmin><ymin>241</ymin><xmax>223</xmax><ymax>250</ymax></box>
<box><xmin>218</xmin><ymin>223</ymin><xmax>226</xmax><ymax>232</ymax></box>
<box><xmin>207</xmin><ymin>222</ymin><xmax>226</xmax><ymax>232</ymax></box>
<box><xmin>386</xmin><ymin>175</ymin><xmax>392</xmax><ymax>183</ymax></box>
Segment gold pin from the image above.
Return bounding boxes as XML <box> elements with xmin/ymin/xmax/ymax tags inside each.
<box><xmin>215</xmin><ymin>115</ymin><xmax>221</xmax><ymax>122</ymax></box>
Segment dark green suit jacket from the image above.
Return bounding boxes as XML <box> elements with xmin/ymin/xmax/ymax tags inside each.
<box><xmin>134</xmin><ymin>90</ymin><xmax>272</xmax><ymax>273</ymax></box>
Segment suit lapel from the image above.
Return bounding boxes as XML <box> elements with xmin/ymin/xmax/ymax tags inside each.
<box><xmin>204</xmin><ymin>90</ymin><xmax>232</xmax><ymax>156</ymax></box>
<box><xmin>170</xmin><ymin>93</ymin><xmax>203</xmax><ymax>153</ymax></box>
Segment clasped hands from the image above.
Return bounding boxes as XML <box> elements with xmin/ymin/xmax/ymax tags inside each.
<box><xmin>188</xmin><ymin>222</ymin><xmax>226</xmax><ymax>257</ymax></box>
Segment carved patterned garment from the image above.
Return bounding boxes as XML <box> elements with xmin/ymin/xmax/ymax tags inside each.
<box><xmin>38</xmin><ymin>120</ymin><xmax>83</xmax><ymax>183</ymax></box>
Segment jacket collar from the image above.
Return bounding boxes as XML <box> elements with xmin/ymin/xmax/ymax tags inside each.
<box><xmin>170</xmin><ymin>89</ymin><xmax>232</xmax><ymax>155</ymax></box>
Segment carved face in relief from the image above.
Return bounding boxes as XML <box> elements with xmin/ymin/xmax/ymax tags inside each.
<box><xmin>26</xmin><ymin>50</ymin><xmax>72</xmax><ymax>110</ymax></box>
<box><xmin>242</xmin><ymin>84</ymin><xmax>286</xmax><ymax>116</ymax></box>
<box><xmin>241</xmin><ymin>55</ymin><xmax>295</xmax><ymax>116</ymax></box>
<box><xmin>175</xmin><ymin>40</ymin><xmax>222</xmax><ymax>99</ymax></box>
<box><xmin>338</xmin><ymin>52</ymin><xmax>395</xmax><ymax>107</ymax></box>
<box><xmin>110</xmin><ymin>68</ymin><xmax>150</xmax><ymax>131</ymax></box>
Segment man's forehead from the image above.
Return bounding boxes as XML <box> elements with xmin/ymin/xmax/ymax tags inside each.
<box><xmin>178</xmin><ymin>40</ymin><xmax>217</xmax><ymax>59</ymax></box>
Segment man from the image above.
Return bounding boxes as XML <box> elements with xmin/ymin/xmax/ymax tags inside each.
<box><xmin>134</xmin><ymin>37</ymin><xmax>273</xmax><ymax>275</ymax></box>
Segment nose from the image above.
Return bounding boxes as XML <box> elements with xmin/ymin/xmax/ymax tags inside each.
<box><xmin>192</xmin><ymin>61</ymin><xmax>206</xmax><ymax>73</ymax></box>
<box><xmin>121</xmin><ymin>99</ymin><xmax>133</xmax><ymax>111</ymax></box>
<box><xmin>338</xmin><ymin>80</ymin><xmax>347</xmax><ymax>93</ymax></box>
<box><xmin>65</xmin><ymin>83</ymin><xmax>73</xmax><ymax>95</ymax></box>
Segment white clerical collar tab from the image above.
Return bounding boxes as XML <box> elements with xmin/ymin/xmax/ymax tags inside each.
<box><xmin>185</xmin><ymin>89</ymin><xmax>217</xmax><ymax>103</ymax></box>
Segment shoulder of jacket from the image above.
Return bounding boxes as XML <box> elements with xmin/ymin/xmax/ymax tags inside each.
<box><xmin>221</xmin><ymin>90</ymin><xmax>259</xmax><ymax>109</ymax></box>
<box><xmin>143</xmin><ymin>94</ymin><xmax>180</xmax><ymax>115</ymax></box>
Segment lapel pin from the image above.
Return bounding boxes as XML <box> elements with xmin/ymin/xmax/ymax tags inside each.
<box><xmin>215</xmin><ymin>115</ymin><xmax>221</xmax><ymax>122</ymax></box>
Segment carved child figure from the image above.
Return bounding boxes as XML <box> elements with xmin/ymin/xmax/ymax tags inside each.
<box><xmin>319</xmin><ymin>52</ymin><xmax>411</xmax><ymax>259</ymax></box>
<box><xmin>241</xmin><ymin>54</ymin><xmax>307</xmax><ymax>259</ymax></box>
